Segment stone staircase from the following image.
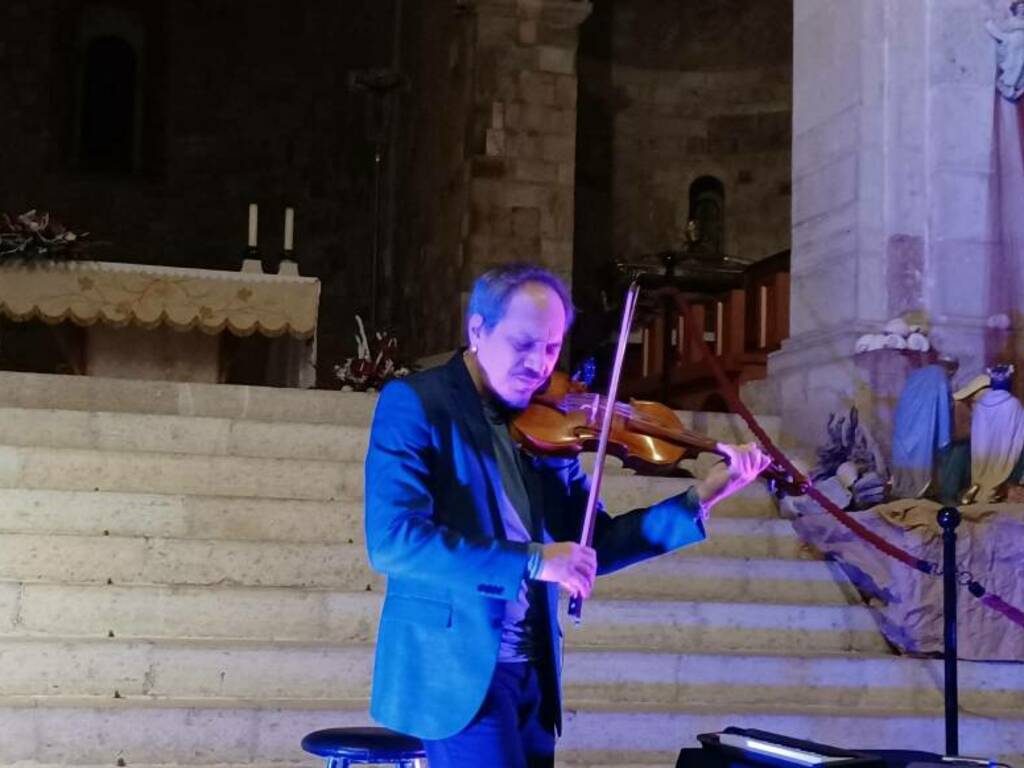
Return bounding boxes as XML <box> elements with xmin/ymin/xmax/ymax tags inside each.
<box><xmin>0</xmin><ymin>371</ymin><xmax>1021</xmax><ymax>768</ymax></box>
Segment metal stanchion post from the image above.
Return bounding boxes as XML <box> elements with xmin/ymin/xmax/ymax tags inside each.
<box><xmin>937</xmin><ymin>505</ymin><xmax>962</xmax><ymax>756</ymax></box>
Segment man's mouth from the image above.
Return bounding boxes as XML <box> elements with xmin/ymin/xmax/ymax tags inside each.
<box><xmin>513</xmin><ymin>376</ymin><xmax>542</xmax><ymax>388</ymax></box>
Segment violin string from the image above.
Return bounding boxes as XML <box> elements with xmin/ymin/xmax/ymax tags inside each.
<box><xmin>560</xmin><ymin>394</ymin><xmax>712</xmax><ymax>444</ymax></box>
<box><xmin>557</xmin><ymin>393</ymin><xmax>781</xmax><ymax>470</ymax></box>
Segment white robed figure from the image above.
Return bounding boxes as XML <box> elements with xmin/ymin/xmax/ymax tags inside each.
<box><xmin>970</xmin><ymin>376</ymin><xmax>1024</xmax><ymax>502</ymax></box>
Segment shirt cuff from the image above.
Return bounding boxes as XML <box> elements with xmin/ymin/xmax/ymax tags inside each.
<box><xmin>683</xmin><ymin>485</ymin><xmax>706</xmax><ymax>519</ymax></box>
<box><xmin>526</xmin><ymin>542</ymin><xmax>545</xmax><ymax>580</ymax></box>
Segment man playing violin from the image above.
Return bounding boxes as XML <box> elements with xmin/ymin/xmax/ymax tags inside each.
<box><xmin>364</xmin><ymin>263</ymin><xmax>770</xmax><ymax>768</ymax></box>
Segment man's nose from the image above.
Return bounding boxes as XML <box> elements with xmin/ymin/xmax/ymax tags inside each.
<box><xmin>522</xmin><ymin>347</ymin><xmax>545</xmax><ymax>373</ymax></box>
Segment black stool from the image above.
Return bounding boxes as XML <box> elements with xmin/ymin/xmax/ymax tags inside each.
<box><xmin>301</xmin><ymin>727</ymin><xmax>427</xmax><ymax>768</ymax></box>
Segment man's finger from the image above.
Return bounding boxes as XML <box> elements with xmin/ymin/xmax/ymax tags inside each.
<box><xmin>576</xmin><ymin>567</ymin><xmax>596</xmax><ymax>588</ymax></box>
<box><xmin>567</xmin><ymin>577</ymin><xmax>589</xmax><ymax>598</ymax></box>
<box><xmin>715</xmin><ymin>441</ymin><xmax>738</xmax><ymax>464</ymax></box>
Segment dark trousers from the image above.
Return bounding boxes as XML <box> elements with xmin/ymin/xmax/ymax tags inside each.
<box><xmin>422</xmin><ymin>661</ymin><xmax>556</xmax><ymax>768</ymax></box>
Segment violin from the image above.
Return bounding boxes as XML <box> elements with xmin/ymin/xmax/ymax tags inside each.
<box><xmin>511</xmin><ymin>371</ymin><xmax>806</xmax><ymax>497</ymax></box>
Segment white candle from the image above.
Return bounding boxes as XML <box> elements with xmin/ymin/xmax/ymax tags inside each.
<box><xmin>283</xmin><ymin>207</ymin><xmax>294</xmax><ymax>252</ymax></box>
<box><xmin>642</xmin><ymin>328</ymin><xmax>649</xmax><ymax>378</ymax></box>
<box><xmin>716</xmin><ymin>301</ymin><xmax>724</xmax><ymax>356</ymax></box>
<box><xmin>247</xmin><ymin>204</ymin><xmax>258</xmax><ymax>248</ymax></box>
<box><xmin>759</xmin><ymin>284</ymin><xmax>769</xmax><ymax>349</ymax></box>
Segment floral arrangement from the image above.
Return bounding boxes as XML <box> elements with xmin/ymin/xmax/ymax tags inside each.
<box><xmin>331</xmin><ymin>315</ymin><xmax>414</xmax><ymax>391</ymax></box>
<box><xmin>0</xmin><ymin>210</ymin><xmax>93</xmax><ymax>265</ymax></box>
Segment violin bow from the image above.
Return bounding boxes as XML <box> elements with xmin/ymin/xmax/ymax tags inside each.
<box><xmin>569</xmin><ymin>280</ymin><xmax>641</xmax><ymax>624</ymax></box>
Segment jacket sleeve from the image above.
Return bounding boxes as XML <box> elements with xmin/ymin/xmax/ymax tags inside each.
<box><xmin>364</xmin><ymin>380</ymin><xmax>530</xmax><ymax>601</ymax></box>
<box><xmin>550</xmin><ymin>456</ymin><xmax>707</xmax><ymax>575</ymax></box>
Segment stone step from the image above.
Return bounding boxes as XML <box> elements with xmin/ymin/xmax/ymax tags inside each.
<box><xmin>12</xmin><ymin>765</ymin><xmax>314</xmax><ymax>768</ymax></box>
<box><xmin>562</xmin><ymin>649</ymin><xmax>1024</xmax><ymax>713</ymax></box>
<box><xmin>0</xmin><ymin>490</ymin><xmax>360</xmax><ymax>544</ymax></box>
<box><xmin>0</xmin><ymin>583</ymin><xmax>889</xmax><ymax>654</ymax></box>
<box><xmin>0</xmin><ymin>446</ymin><xmax>361</xmax><ymax>501</ymax></box>
<box><xmin>595</xmin><ymin>554</ymin><xmax>857</xmax><ymax>603</ymax></box>
<box><xmin>560</xmin><ymin>763</ymin><xmax>1021</xmax><ymax>768</ymax></box>
<box><xmin>0</xmin><ymin>407</ymin><xmax>370</xmax><ymax>463</ymax></box>
<box><xmin>0</xmin><ymin>698</ymin><xmax>369</xmax><ymax>767</ymax></box>
<box><xmin>688</xmin><ymin>517</ymin><xmax>809</xmax><ymax>559</ymax></box>
<box><xmin>0</xmin><ymin>370</ymin><xmax>377</xmax><ymax>427</ymax></box>
<box><xmin>0</xmin><ymin>535</ymin><xmax>374</xmax><ymax>592</ymax></box>
<box><xmin>0</xmin><ymin>406</ymin><xmax>658</xmax><ymax>478</ymax></box>
<box><xmin>1</xmin><ymin>638</ymin><xmax>1019</xmax><ymax>713</ymax></box>
<box><xmin>0</xmin><ymin>370</ymin><xmax>784</xmax><ymax>443</ymax></box>
<box><xmin>0</xmin><ymin>698</ymin><xmax>1019</xmax><ymax>767</ymax></box>
<box><xmin>0</xmin><ymin>405</ymin><xmax>787</xmax><ymax>481</ymax></box>
<box><xmin>599</xmin><ymin>474</ymin><xmax>779</xmax><ymax>517</ymax></box>
<box><xmin>0</xmin><ymin>489</ymin><xmax>805</xmax><ymax>556</ymax></box>
<box><xmin>565</xmin><ymin>597</ymin><xmax>889</xmax><ymax>654</ymax></box>
<box><xmin>0</xmin><ymin>447</ymin><xmax>781</xmax><ymax>515</ymax></box>
<box><xmin>0</xmin><ymin>534</ymin><xmax>847</xmax><ymax>603</ymax></box>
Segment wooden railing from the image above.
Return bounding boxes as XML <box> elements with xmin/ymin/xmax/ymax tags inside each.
<box><xmin>621</xmin><ymin>251</ymin><xmax>790</xmax><ymax>411</ymax></box>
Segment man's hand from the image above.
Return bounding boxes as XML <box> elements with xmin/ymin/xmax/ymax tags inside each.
<box><xmin>537</xmin><ymin>542</ymin><xmax>597</xmax><ymax>599</ymax></box>
<box><xmin>693</xmin><ymin>442</ymin><xmax>772</xmax><ymax>519</ymax></box>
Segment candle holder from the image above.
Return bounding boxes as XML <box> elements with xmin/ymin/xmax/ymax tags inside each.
<box><xmin>241</xmin><ymin>246</ymin><xmax>262</xmax><ymax>273</ymax></box>
<box><xmin>279</xmin><ymin>252</ymin><xmax>300</xmax><ymax>276</ymax></box>
<box><xmin>261</xmin><ymin>249</ymin><xmax>283</xmax><ymax>275</ymax></box>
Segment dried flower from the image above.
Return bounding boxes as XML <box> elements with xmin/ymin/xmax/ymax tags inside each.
<box><xmin>328</xmin><ymin>315</ymin><xmax>415</xmax><ymax>391</ymax></box>
<box><xmin>0</xmin><ymin>209</ymin><xmax>96</xmax><ymax>265</ymax></box>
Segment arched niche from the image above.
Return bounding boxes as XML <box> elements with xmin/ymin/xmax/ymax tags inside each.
<box><xmin>688</xmin><ymin>175</ymin><xmax>725</xmax><ymax>256</ymax></box>
<box><xmin>74</xmin><ymin>5</ymin><xmax>146</xmax><ymax>173</ymax></box>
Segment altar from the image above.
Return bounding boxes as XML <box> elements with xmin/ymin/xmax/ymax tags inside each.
<box><xmin>0</xmin><ymin>260</ymin><xmax>320</xmax><ymax>387</ymax></box>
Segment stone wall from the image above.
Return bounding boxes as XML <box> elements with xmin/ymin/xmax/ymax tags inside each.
<box><xmin>391</xmin><ymin>3</ymin><xmax>477</xmax><ymax>357</ymax></box>
<box><xmin>773</xmin><ymin>0</ymin><xmax>1022</xmax><ymax>455</ymax></box>
<box><xmin>0</xmin><ymin>0</ymin><xmax>400</xmax><ymax>371</ymax></box>
<box><xmin>461</xmin><ymin>0</ymin><xmax>591</xmax><ymax>312</ymax></box>
<box><xmin>393</xmin><ymin>0</ymin><xmax>592</xmax><ymax>359</ymax></box>
<box><xmin>1</xmin><ymin>0</ymin><xmax>790</xmax><ymax>369</ymax></box>
<box><xmin>574</xmin><ymin>0</ymin><xmax>793</xmax><ymax>301</ymax></box>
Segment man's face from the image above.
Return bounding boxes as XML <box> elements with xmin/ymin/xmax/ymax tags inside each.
<box><xmin>469</xmin><ymin>282</ymin><xmax>567</xmax><ymax>408</ymax></box>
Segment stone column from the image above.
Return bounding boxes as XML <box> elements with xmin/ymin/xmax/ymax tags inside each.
<box><xmin>461</xmin><ymin>0</ymin><xmax>592</xmax><ymax>308</ymax></box>
<box><xmin>771</xmin><ymin>0</ymin><xmax>1007</xmax><ymax>455</ymax></box>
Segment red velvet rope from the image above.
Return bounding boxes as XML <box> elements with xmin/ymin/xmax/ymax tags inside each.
<box><xmin>672</xmin><ymin>295</ymin><xmax>1024</xmax><ymax>629</ymax></box>
<box><xmin>981</xmin><ymin>593</ymin><xmax>1024</xmax><ymax>627</ymax></box>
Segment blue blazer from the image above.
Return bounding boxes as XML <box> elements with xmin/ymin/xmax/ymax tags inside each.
<box><xmin>364</xmin><ymin>352</ymin><xmax>706</xmax><ymax>740</ymax></box>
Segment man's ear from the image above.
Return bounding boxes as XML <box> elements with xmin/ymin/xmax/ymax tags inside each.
<box><xmin>467</xmin><ymin>314</ymin><xmax>485</xmax><ymax>347</ymax></box>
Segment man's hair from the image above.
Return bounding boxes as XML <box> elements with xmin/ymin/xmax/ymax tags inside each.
<box><xmin>466</xmin><ymin>263</ymin><xmax>575</xmax><ymax>331</ymax></box>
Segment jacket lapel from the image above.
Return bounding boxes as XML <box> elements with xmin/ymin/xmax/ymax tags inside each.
<box><xmin>443</xmin><ymin>351</ymin><xmax>506</xmax><ymax>537</ymax></box>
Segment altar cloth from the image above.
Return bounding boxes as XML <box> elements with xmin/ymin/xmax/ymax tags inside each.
<box><xmin>0</xmin><ymin>260</ymin><xmax>320</xmax><ymax>339</ymax></box>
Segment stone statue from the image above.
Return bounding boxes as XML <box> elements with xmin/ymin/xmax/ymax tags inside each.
<box><xmin>964</xmin><ymin>364</ymin><xmax>1024</xmax><ymax>503</ymax></box>
<box><xmin>685</xmin><ymin>218</ymin><xmax>700</xmax><ymax>245</ymax></box>
<box><xmin>987</xmin><ymin>1</ymin><xmax>1024</xmax><ymax>101</ymax></box>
